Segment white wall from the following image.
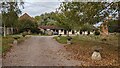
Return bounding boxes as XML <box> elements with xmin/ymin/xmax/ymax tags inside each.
<box><xmin>39</xmin><ymin>28</ymin><xmax>94</xmax><ymax>35</ymax></box>
<box><xmin>84</xmin><ymin>31</ymin><xmax>88</xmax><ymax>35</ymax></box>
<box><xmin>59</xmin><ymin>30</ymin><xmax>64</xmax><ymax>35</ymax></box>
<box><xmin>90</xmin><ymin>32</ymin><xmax>94</xmax><ymax>34</ymax></box>
<box><xmin>68</xmin><ymin>30</ymin><xmax>72</xmax><ymax>35</ymax></box>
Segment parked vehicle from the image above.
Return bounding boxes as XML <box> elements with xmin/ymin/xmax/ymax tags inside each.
<box><xmin>53</xmin><ymin>32</ymin><xmax>58</xmax><ymax>35</ymax></box>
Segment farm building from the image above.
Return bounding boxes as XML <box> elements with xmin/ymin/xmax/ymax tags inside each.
<box><xmin>38</xmin><ymin>25</ymin><xmax>94</xmax><ymax>35</ymax></box>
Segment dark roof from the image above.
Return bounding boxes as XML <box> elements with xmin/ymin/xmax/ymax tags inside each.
<box><xmin>38</xmin><ymin>26</ymin><xmax>63</xmax><ymax>30</ymax></box>
<box><xmin>19</xmin><ymin>13</ymin><xmax>35</xmax><ymax>22</ymax></box>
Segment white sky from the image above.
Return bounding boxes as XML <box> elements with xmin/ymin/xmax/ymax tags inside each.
<box><xmin>20</xmin><ymin>0</ymin><xmax>62</xmax><ymax>17</ymax></box>
<box><xmin>21</xmin><ymin>2</ymin><xmax>61</xmax><ymax>17</ymax></box>
<box><xmin>1</xmin><ymin>0</ymin><xmax>119</xmax><ymax>17</ymax></box>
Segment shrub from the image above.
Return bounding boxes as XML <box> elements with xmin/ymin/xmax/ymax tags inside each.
<box><xmin>94</xmin><ymin>30</ymin><xmax>100</xmax><ymax>35</ymax></box>
<box><xmin>22</xmin><ymin>32</ymin><xmax>27</xmax><ymax>37</ymax></box>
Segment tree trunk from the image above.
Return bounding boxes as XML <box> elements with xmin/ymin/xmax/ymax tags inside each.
<box><xmin>3</xmin><ymin>24</ymin><xmax>6</xmax><ymax>37</ymax></box>
<box><xmin>10</xmin><ymin>27</ymin><xmax>13</xmax><ymax>34</ymax></box>
<box><xmin>6</xmin><ymin>27</ymin><xmax>9</xmax><ymax>35</ymax></box>
<box><xmin>101</xmin><ymin>20</ymin><xmax>109</xmax><ymax>36</ymax></box>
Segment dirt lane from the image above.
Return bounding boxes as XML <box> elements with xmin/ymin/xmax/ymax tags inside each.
<box><xmin>3</xmin><ymin>36</ymin><xmax>82</xmax><ymax>66</ymax></box>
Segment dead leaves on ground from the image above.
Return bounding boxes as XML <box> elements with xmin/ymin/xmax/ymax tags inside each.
<box><xmin>64</xmin><ymin>44</ymin><xmax>119</xmax><ymax>66</ymax></box>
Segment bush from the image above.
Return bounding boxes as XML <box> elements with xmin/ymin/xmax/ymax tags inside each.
<box><xmin>94</xmin><ymin>30</ymin><xmax>100</xmax><ymax>35</ymax></box>
<box><xmin>18</xmin><ymin>19</ymin><xmax>38</xmax><ymax>34</ymax></box>
<box><xmin>22</xmin><ymin>32</ymin><xmax>27</xmax><ymax>37</ymax></box>
<box><xmin>13</xmin><ymin>36</ymin><xmax>20</xmax><ymax>40</ymax></box>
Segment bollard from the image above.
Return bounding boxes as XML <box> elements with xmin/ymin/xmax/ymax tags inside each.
<box><xmin>91</xmin><ymin>50</ymin><xmax>102</xmax><ymax>60</ymax></box>
<box><xmin>67</xmin><ymin>36</ymin><xmax>72</xmax><ymax>44</ymax></box>
<box><xmin>67</xmin><ymin>40</ymin><xmax>71</xmax><ymax>44</ymax></box>
<box><xmin>13</xmin><ymin>40</ymin><xmax>18</xmax><ymax>46</ymax></box>
<box><xmin>13</xmin><ymin>37</ymin><xmax>18</xmax><ymax>46</ymax></box>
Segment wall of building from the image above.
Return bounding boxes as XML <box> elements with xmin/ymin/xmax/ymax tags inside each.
<box><xmin>59</xmin><ymin>30</ymin><xmax>64</xmax><ymax>35</ymax></box>
<box><xmin>40</xmin><ymin>28</ymin><xmax>94</xmax><ymax>35</ymax></box>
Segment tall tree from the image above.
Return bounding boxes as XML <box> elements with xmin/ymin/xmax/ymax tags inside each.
<box><xmin>57</xmin><ymin>2</ymin><xmax>104</xmax><ymax>32</ymax></box>
<box><xmin>54</xmin><ymin>12</ymin><xmax>74</xmax><ymax>36</ymax></box>
<box><xmin>35</xmin><ymin>12</ymin><xmax>59</xmax><ymax>26</ymax></box>
<box><xmin>96</xmin><ymin>2</ymin><xmax>119</xmax><ymax>36</ymax></box>
<box><xmin>57</xmin><ymin>2</ymin><xmax>119</xmax><ymax>36</ymax></box>
<box><xmin>1</xmin><ymin>0</ymin><xmax>24</xmax><ymax>37</ymax></box>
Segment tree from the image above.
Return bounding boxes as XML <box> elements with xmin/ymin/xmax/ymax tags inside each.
<box><xmin>55</xmin><ymin>2</ymin><xmax>104</xmax><ymax>36</ymax></box>
<box><xmin>108</xmin><ymin>20</ymin><xmax>119</xmax><ymax>33</ymax></box>
<box><xmin>1</xmin><ymin>0</ymin><xmax>24</xmax><ymax>37</ymax></box>
<box><xmin>35</xmin><ymin>16</ymin><xmax>42</xmax><ymax>25</ymax></box>
<box><xmin>51</xmin><ymin>12</ymin><xmax>71</xmax><ymax>36</ymax></box>
<box><xmin>35</xmin><ymin>12</ymin><xmax>59</xmax><ymax>26</ymax></box>
<box><xmin>18</xmin><ymin>13</ymin><xmax>39</xmax><ymax>34</ymax></box>
<box><xmin>56</xmin><ymin>2</ymin><xmax>105</xmax><ymax>33</ymax></box>
<box><xmin>0</xmin><ymin>13</ymin><xmax>1</xmax><ymax>26</ymax></box>
<box><xmin>57</xmin><ymin>2</ymin><xmax>119</xmax><ymax>36</ymax></box>
<box><xmin>80</xmin><ymin>23</ymin><xmax>94</xmax><ymax>35</ymax></box>
<box><xmin>18</xmin><ymin>19</ymin><xmax>39</xmax><ymax>34</ymax></box>
<box><xmin>96</xmin><ymin>2</ymin><xmax>119</xmax><ymax>36</ymax></box>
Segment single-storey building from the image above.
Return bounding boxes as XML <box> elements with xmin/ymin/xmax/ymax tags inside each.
<box><xmin>38</xmin><ymin>25</ymin><xmax>94</xmax><ymax>35</ymax></box>
<box><xmin>0</xmin><ymin>26</ymin><xmax>14</xmax><ymax>35</ymax></box>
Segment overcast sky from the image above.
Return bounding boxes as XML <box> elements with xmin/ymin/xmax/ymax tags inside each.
<box><xmin>21</xmin><ymin>1</ymin><xmax>61</xmax><ymax>17</ymax></box>
<box><xmin>20</xmin><ymin>0</ymin><xmax>62</xmax><ymax>17</ymax></box>
<box><xmin>1</xmin><ymin>0</ymin><xmax>119</xmax><ymax>17</ymax></box>
<box><xmin>20</xmin><ymin>0</ymin><xmax>119</xmax><ymax>17</ymax></box>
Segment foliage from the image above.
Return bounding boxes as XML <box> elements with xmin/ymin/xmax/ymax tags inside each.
<box><xmin>22</xmin><ymin>32</ymin><xmax>27</xmax><ymax>37</ymax></box>
<box><xmin>108</xmin><ymin>20</ymin><xmax>119</xmax><ymax>33</ymax></box>
<box><xmin>55</xmin><ymin>12</ymin><xmax>74</xmax><ymax>31</ymax></box>
<box><xmin>2</xmin><ymin>11</ymin><xmax>19</xmax><ymax>27</ymax></box>
<box><xmin>35</xmin><ymin>12</ymin><xmax>58</xmax><ymax>26</ymax></box>
<box><xmin>80</xmin><ymin>23</ymin><xmax>94</xmax><ymax>32</ymax></box>
<box><xmin>1</xmin><ymin>1</ymin><xmax>24</xmax><ymax>36</ymax></box>
<box><xmin>57</xmin><ymin>2</ymin><xmax>119</xmax><ymax>34</ymax></box>
<box><xmin>54</xmin><ymin>36</ymin><xmax>67</xmax><ymax>44</ymax></box>
<box><xmin>1</xmin><ymin>35</ymin><xmax>29</xmax><ymax>53</ymax></box>
<box><xmin>18</xmin><ymin>19</ymin><xmax>39</xmax><ymax>34</ymax></box>
<box><xmin>1</xmin><ymin>1</ymin><xmax>24</xmax><ymax>27</ymax></box>
<box><xmin>94</xmin><ymin>30</ymin><xmax>100</xmax><ymax>35</ymax></box>
<box><xmin>57</xmin><ymin>2</ymin><xmax>105</xmax><ymax>29</ymax></box>
<box><xmin>2</xmin><ymin>36</ymin><xmax>14</xmax><ymax>53</ymax></box>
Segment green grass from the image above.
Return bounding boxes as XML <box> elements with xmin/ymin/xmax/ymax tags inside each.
<box><xmin>72</xmin><ymin>35</ymin><xmax>118</xmax><ymax>46</ymax></box>
<box><xmin>54</xmin><ymin>34</ymin><xmax>118</xmax><ymax>51</ymax></box>
<box><xmin>32</xmin><ymin>34</ymin><xmax>49</xmax><ymax>36</ymax></box>
<box><xmin>1</xmin><ymin>36</ymin><xmax>14</xmax><ymax>53</ymax></box>
<box><xmin>0</xmin><ymin>35</ymin><xmax>29</xmax><ymax>54</ymax></box>
<box><xmin>54</xmin><ymin>36</ymin><xmax>67</xmax><ymax>44</ymax></box>
<box><xmin>54</xmin><ymin>35</ymin><xmax>118</xmax><ymax>66</ymax></box>
<box><xmin>1</xmin><ymin>44</ymin><xmax>12</xmax><ymax>53</ymax></box>
<box><xmin>0</xmin><ymin>36</ymin><xmax>2</xmax><ymax>53</ymax></box>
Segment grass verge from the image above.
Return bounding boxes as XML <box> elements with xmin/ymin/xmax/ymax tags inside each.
<box><xmin>53</xmin><ymin>36</ymin><xmax>67</xmax><ymax>44</ymax></box>
<box><xmin>1</xmin><ymin>35</ymin><xmax>30</xmax><ymax>55</ymax></box>
<box><xmin>54</xmin><ymin>35</ymin><xmax>119</xmax><ymax>66</ymax></box>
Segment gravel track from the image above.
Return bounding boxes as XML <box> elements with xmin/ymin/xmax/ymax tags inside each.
<box><xmin>3</xmin><ymin>36</ymin><xmax>82</xmax><ymax>66</ymax></box>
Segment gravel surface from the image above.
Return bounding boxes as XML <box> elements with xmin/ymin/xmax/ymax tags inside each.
<box><xmin>3</xmin><ymin>36</ymin><xmax>82</xmax><ymax>66</ymax></box>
